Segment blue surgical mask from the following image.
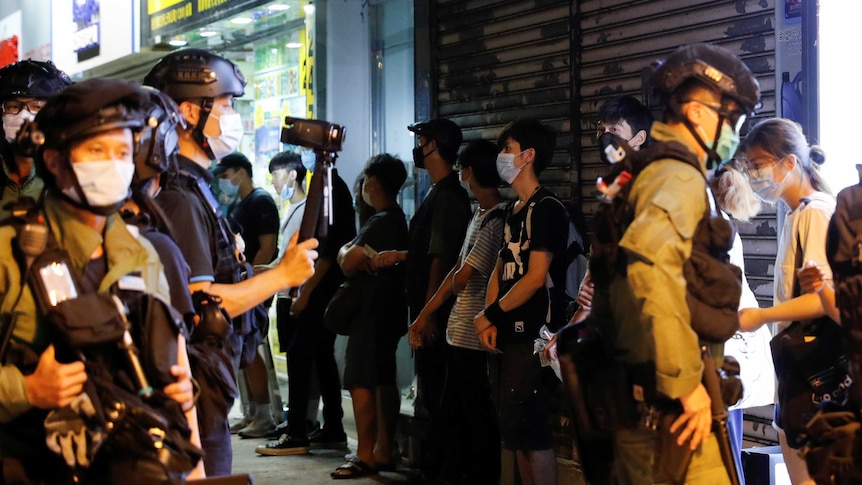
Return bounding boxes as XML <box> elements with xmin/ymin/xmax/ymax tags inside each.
<box><xmin>301</xmin><ymin>150</ymin><xmax>316</xmax><ymax>172</ymax></box>
<box><xmin>748</xmin><ymin>160</ymin><xmax>791</xmax><ymax>204</ymax></box>
<box><xmin>496</xmin><ymin>149</ymin><xmax>527</xmax><ymax>184</ymax></box>
<box><xmin>280</xmin><ymin>183</ymin><xmax>295</xmax><ymax>201</ymax></box>
<box><xmin>219</xmin><ymin>177</ymin><xmax>239</xmax><ymax>197</ymax></box>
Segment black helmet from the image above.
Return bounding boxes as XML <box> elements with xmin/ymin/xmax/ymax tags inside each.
<box><xmin>143</xmin><ymin>48</ymin><xmax>246</xmax><ymax>101</ymax></box>
<box><xmin>33</xmin><ymin>78</ymin><xmax>147</xmax><ymax>150</ymax></box>
<box><xmin>144</xmin><ymin>49</ymin><xmax>245</xmax><ymax>159</ymax></box>
<box><xmin>0</xmin><ymin>59</ymin><xmax>72</xmax><ymax>100</ymax></box>
<box><xmin>134</xmin><ymin>86</ymin><xmax>186</xmax><ymax>183</ymax></box>
<box><xmin>652</xmin><ymin>43</ymin><xmax>760</xmax><ymax>115</ymax></box>
<box><xmin>29</xmin><ymin>78</ymin><xmax>147</xmax><ymax>215</ymax></box>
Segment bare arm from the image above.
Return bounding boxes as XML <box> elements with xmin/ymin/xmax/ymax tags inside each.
<box><xmin>739</xmin><ymin>292</ymin><xmax>828</xmax><ymax>332</ymax></box>
<box><xmin>189</xmin><ymin>234</ymin><xmax>318</xmax><ymax>318</ymax></box>
<box><xmin>338</xmin><ymin>243</ymin><xmax>372</xmax><ymax>277</ymax></box>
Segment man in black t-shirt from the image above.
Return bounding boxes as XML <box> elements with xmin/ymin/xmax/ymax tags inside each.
<box><xmin>214</xmin><ymin>152</ymin><xmax>281</xmax><ymax>439</ymax></box>
<box><xmin>256</xmin><ymin>164</ymin><xmax>357</xmax><ymax>455</ymax></box>
<box><xmin>474</xmin><ymin>119</ymin><xmax>566</xmax><ymax>485</ymax></box>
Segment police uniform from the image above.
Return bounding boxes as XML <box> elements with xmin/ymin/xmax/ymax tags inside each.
<box><xmin>0</xmin><ymin>194</ymin><xmax>170</xmax><ymax>483</ymax></box>
<box><xmin>600</xmin><ymin>121</ymin><xmax>728</xmax><ymax>484</ymax></box>
<box><xmin>0</xmin><ymin>154</ymin><xmax>44</xmax><ymax>221</ymax></box>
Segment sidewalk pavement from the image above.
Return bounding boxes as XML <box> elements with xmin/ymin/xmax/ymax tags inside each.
<box><xmin>228</xmin><ymin>434</ymin><xmax>417</xmax><ymax>484</ymax></box>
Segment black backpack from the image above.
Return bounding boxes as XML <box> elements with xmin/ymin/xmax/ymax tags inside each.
<box><xmin>589</xmin><ymin>134</ymin><xmax>741</xmax><ymax>343</ymax></box>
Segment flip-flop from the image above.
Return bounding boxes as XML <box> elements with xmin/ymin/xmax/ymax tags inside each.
<box><xmin>331</xmin><ymin>458</ymin><xmax>378</xmax><ymax>479</ymax></box>
<box><xmin>344</xmin><ymin>454</ymin><xmax>397</xmax><ymax>472</ymax></box>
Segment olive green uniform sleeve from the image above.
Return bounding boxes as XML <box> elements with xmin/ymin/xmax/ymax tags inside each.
<box><xmin>619</xmin><ymin>159</ymin><xmax>707</xmax><ymax>399</ymax></box>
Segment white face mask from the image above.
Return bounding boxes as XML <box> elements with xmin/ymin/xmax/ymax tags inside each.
<box><xmin>496</xmin><ymin>149</ymin><xmax>527</xmax><ymax>184</ymax></box>
<box><xmin>206</xmin><ymin>112</ymin><xmax>244</xmax><ymax>159</ymax></box>
<box><xmin>3</xmin><ymin>111</ymin><xmax>35</xmax><ymax>143</ymax></box>
<box><xmin>63</xmin><ymin>160</ymin><xmax>134</xmax><ymax>209</ymax></box>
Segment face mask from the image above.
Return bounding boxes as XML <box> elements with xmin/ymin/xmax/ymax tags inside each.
<box><xmin>496</xmin><ymin>150</ymin><xmax>527</xmax><ymax>184</ymax></box>
<box><xmin>412</xmin><ymin>142</ymin><xmax>435</xmax><ymax>169</ymax></box>
<box><xmin>280</xmin><ymin>183</ymin><xmax>295</xmax><ymax>201</ymax></box>
<box><xmin>749</xmin><ymin>161</ymin><xmax>791</xmax><ymax>204</ymax></box>
<box><xmin>206</xmin><ymin>112</ymin><xmax>243</xmax><ymax>159</ymax></box>
<box><xmin>219</xmin><ymin>177</ymin><xmax>239</xmax><ymax>198</ymax></box>
<box><xmin>301</xmin><ymin>150</ymin><xmax>316</xmax><ymax>172</ymax></box>
<box><xmin>3</xmin><ymin>111</ymin><xmax>34</xmax><ymax>143</ymax></box>
<box><xmin>699</xmin><ymin>108</ymin><xmax>741</xmax><ymax>166</ymax></box>
<box><xmin>63</xmin><ymin>160</ymin><xmax>134</xmax><ymax>211</ymax></box>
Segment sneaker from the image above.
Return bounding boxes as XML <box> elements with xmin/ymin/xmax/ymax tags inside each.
<box><xmin>263</xmin><ymin>420</ymin><xmax>290</xmax><ymax>440</ymax></box>
<box><xmin>309</xmin><ymin>427</ymin><xmax>348</xmax><ymax>450</ymax></box>
<box><xmin>229</xmin><ymin>415</ymin><xmax>252</xmax><ymax>434</ymax></box>
<box><xmin>238</xmin><ymin>417</ymin><xmax>277</xmax><ymax>439</ymax></box>
<box><xmin>255</xmin><ymin>434</ymin><xmax>310</xmax><ymax>456</ymax></box>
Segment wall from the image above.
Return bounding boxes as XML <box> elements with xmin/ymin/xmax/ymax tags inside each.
<box><xmin>0</xmin><ymin>0</ymin><xmax>53</xmax><ymax>64</ymax></box>
<box><xmin>51</xmin><ymin>0</ymin><xmax>139</xmax><ymax>76</ymax></box>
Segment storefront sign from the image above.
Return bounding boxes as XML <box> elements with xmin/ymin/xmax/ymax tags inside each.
<box><xmin>73</xmin><ymin>0</ymin><xmax>100</xmax><ymax>61</ymax></box>
<box><xmin>142</xmin><ymin>0</ymin><xmax>269</xmax><ymax>43</ymax></box>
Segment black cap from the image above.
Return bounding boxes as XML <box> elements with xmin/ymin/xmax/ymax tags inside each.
<box><xmin>33</xmin><ymin>78</ymin><xmax>147</xmax><ymax>149</ymax></box>
<box><xmin>408</xmin><ymin>118</ymin><xmax>462</xmax><ymax>162</ymax></box>
<box><xmin>213</xmin><ymin>152</ymin><xmax>252</xmax><ymax>176</ymax></box>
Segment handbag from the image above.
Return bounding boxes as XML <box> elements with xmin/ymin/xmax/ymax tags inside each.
<box><xmin>324</xmin><ymin>272</ymin><xmax>372</xmax><ymax>336</ymax></box>
<box><xmin>770</xmin><ymin>231</ymin><xmax>851</xmax><ymax>449</ymax></box>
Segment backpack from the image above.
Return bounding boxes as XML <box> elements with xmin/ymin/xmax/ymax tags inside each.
<box><xmin>827</xmin><ymin>179</ymin><xmax>862</xmax><ymax>407</ymax></box>
<box><xmin>514</xmin><ymin>195</ymin><xmax>589</xmax><ymax>329</ymax></box>
<box><xmin>589</xmin><ymin>133</ymin><xmax>741</xmax><ymax>343</ymax></box>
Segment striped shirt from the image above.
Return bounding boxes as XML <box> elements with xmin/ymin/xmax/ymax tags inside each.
<box><xmin>446</xmin><ymin>202</ymin><xmax>507</xmax><ymax>350</ymax></box>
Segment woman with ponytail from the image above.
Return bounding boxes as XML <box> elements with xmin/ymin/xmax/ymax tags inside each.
<box><xmin>738</xmin><ymin>118</ymin><xmax>834</xmax><ymax>485</ymax></box>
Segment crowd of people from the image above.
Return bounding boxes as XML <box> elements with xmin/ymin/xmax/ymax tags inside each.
<box><xmin>0</xmin><ymin>41</ymin><xmax>855</xmax><ymax>485</ymax></box>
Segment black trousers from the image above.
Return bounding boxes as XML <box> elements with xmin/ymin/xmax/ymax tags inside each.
<box><xmin>438</xmin><ymin>346</ymin><xmax>501</xmax><ymax>484</ymax></box>
<box><xmin>277</xmin><ymin>298</ymin><xmax>344</xmax><ymax>438</ymax></box>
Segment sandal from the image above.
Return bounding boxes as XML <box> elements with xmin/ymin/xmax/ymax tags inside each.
<box><xmin>344</xmin><ymin>454</ymin><xmax>396</xmax><ymax>472</ymax></box>
<box><xmin>331</xmin><ymin>458</ymin><xmax>378</xmax><ymax>479</ymax></box>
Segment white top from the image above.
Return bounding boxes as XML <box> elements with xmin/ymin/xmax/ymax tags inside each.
<box><xmin>773</xmin><ymin>192</ymin><xmax>835</xmax><ymax>331</ymax></box>
<box><xmin>725</xmin><ymin>231</ymin><xmax>776</xmax><ymax>409</ymax></box>
<box><xmin>446</xmin><ymin>202</ymin><xmax>507</xmax><ymax>351</ymax></box>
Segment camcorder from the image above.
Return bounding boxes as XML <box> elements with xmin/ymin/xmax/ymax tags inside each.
<box><xmin>281</xmin><ymin>117</ymin><xmax>346</xmax><ymax>153</ymax></box>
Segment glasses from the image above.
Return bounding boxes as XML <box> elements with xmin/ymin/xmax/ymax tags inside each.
<box><xmin>688</xmin><ymin>100</ymin><xmax>747</xmax><ymax>132</ymax></box>
<box><xmin>2</xmin><ymin>99</ymin><xmax>46</xmax><ymax>115</ymax></box>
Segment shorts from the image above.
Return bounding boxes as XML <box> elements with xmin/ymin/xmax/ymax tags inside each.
<box><xmin>491</xmin><ymin>341</ymin><xmax>554</xmax><ymax>450</ymax></box>
<box><xmin>343</xmin><ymin>331</ymin><xmax>401</xmax><ymax>389</ymax></box>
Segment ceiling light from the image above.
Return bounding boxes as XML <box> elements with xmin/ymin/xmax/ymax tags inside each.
<box><xmin>269</xmin><ymin>4</ymin><xmax>290</xmax><ymax>10</ymax></box>
<box><xmin>199</xmin><ymin>30</ymin><xmax>218</xmax><ymax>37</ymax></box>
<box><xmin>168</xmin><ymin>37</ymin><xmax>187</xmax><ymax>46</ymax></box>
<box><xmin>231</xmin><ymin>17</ymin><xmax>253</xmax><ymax>24</ymax></box>
<box><xmin>286</xmin><ymin>42</ymin><xmax>303</xmax><ymax>48</ymax></box>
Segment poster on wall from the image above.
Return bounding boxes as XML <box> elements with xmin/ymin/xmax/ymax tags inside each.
<box><xmin>73</xmin><ymin>0</ymin><xmax>100</xmax><ymax>62</ymax></box>
<box><xmin>0</xmin><ymin>10</ymin><xmax>22</xmax><ymax>68</ymax></box>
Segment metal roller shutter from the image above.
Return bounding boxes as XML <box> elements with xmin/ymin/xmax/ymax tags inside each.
<box><xmin>433</xmin><ymin>0</ymin><xmax>575</xmax><ymax>199</ymax></box>
<box><xmin>578</xmin><ymin>0</ymin><xmax>778</xmax><ymax>306</ymax></box>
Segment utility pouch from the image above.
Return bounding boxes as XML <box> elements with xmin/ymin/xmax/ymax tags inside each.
<box><xmin>48</xmin><ymin>293</ymin><xmax>126</xmax><ymax>349</ymax></box>
<box><xmin>191</xmin><ymin>291</ymin><xmax>231</xmax><ymax>343</ymax></box>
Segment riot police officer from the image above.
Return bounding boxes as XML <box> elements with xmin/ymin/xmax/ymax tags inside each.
<box><xmin>144</xmin><ymin>48</ymin><xmax>318</xmax><ymax>476</ymax></box>
<box><xmin>0</xmin><ymin>59</ymin><xmax>72</xmax><ymax>219</ymax></box>
<box><xmin>0</xmin><ymin>78</ymin><xmax>201</xmax><ymax>484</ymax></box>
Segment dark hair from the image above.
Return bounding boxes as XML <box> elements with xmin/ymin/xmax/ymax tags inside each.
<box><xmin>458</xmin><ymin>139</ymin><xmax>500</xmax><ymax>188</ymax></box>
<box><xmin>364</xmin><ymin>153</ymin><xmax>407</xmax><ymax>197</ymax></box>
<box><xmin>269</xmin><ymin>151</ymin><xmax>305</xmax><ymax>180</ymax></box>
<box><xmin>741</xmin><ymin>118</ymin><xmax>831</xmax><ymax>196</ymax></box>
<box><xmin>598</xmin><ymin>95</ymin><xmax>653</xmax><ymax>142</ymax></box>
<box><xmin>220</xmin><ymin>152</ymin><xmax>253</xmax><ymax>179</ymax></box>
<box><xmin>496</xmin><ymin>119</ymin><xmax>557</xmax><ymax>175</ymax></box>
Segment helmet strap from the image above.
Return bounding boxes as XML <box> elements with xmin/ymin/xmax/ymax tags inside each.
<box><xmin>190</xmin><ymin>98</ymin><xmax>216</xmax><ymax>159</ymax></box>
<box><xmin>676</xmin><ymin>99</ymin><xmax>725</xmax><ymax>170</ymax></box>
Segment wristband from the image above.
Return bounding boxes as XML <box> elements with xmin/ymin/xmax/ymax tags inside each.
<box><xmin>483</xmin><ymin>301</ymin><xmax>505</xmax><ymax>326</ymax></box>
